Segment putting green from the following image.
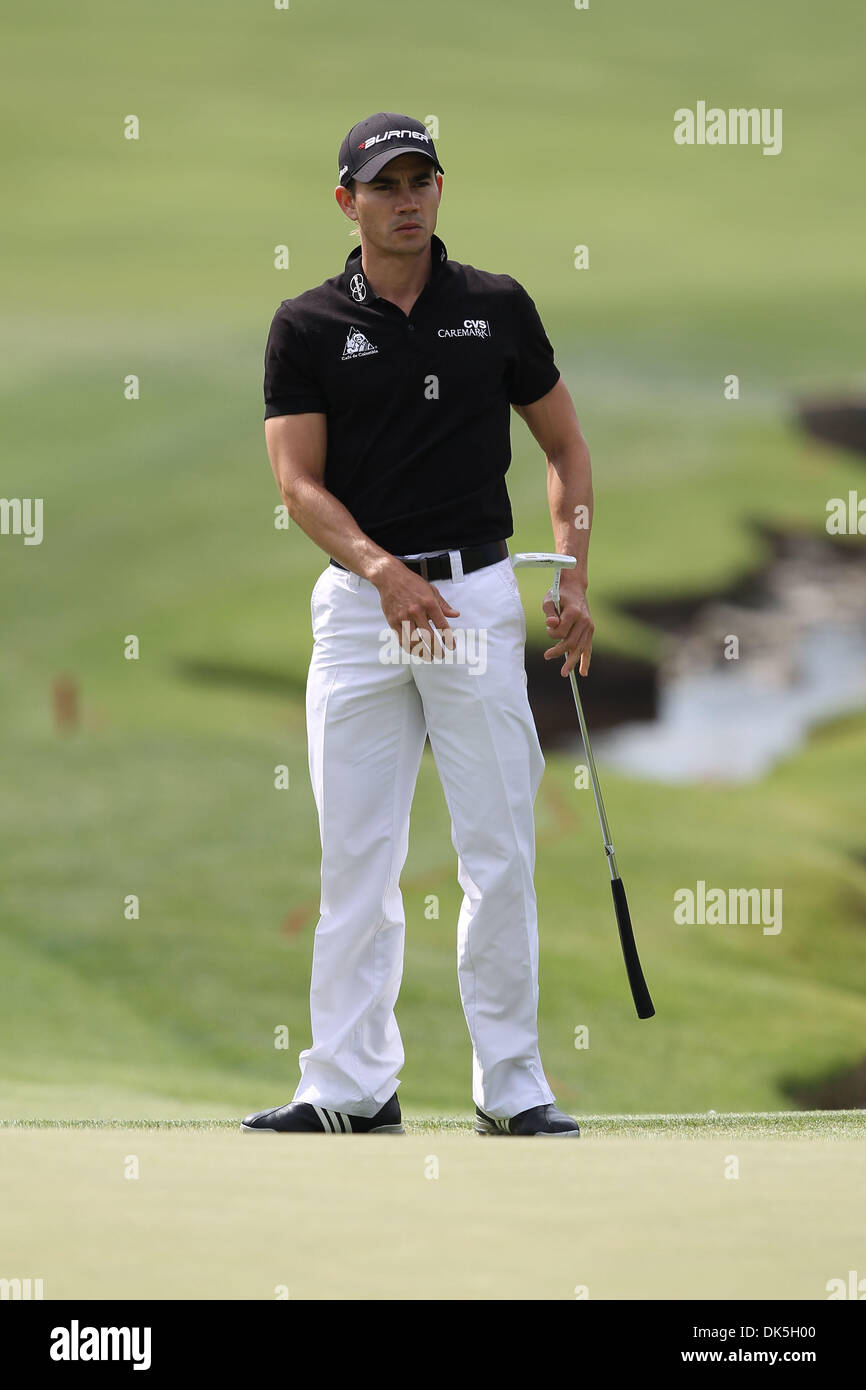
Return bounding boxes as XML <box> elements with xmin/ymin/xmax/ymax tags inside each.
<box><xmin>3</xmin><ymin>1118</ymin><xmax>863</xmax><ymax>1299</ymax></box>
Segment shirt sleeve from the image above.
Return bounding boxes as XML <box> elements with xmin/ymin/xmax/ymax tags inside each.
<box><xmin>505</xmin><ymin>277</ymin><xmax>561</xmax><ymax>407</ymax></box>
<box><xmin>263</xmin><ymin>304</ymin><xmax>328</xmax><ymax>419</ymax></box>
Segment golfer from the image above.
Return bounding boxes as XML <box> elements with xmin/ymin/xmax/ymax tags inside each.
<box><xmin>243</xmin><ymin>113</ymin><xmax>594</xmax><ymax>1136</ymax></box>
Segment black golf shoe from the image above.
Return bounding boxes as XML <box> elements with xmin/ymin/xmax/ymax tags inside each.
<box><xmin>240</xmin><ymin>1092</ymin><xmax>404</xmax><ymax>1134</ymax></box>
<box><xmin>474</xmin><ymin>1102</ymin><xmax>580</xmax><ymax>1137</ymax></box>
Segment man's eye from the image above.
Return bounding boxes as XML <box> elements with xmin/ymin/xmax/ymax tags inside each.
<box><xmin>370</xmin><ymin>178</ymin><xmax>428</xmax><ymax>191</ymax></box>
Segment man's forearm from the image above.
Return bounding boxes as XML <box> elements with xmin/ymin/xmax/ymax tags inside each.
<box><xmin>546</xmin><ymin>436</ymin><xmax>593</xmax><ymax>588</ymax></box>
<box><xmin>282</xmin><ymin>477</ymin><xmax>398</xmax><ymax>586</ymax></box>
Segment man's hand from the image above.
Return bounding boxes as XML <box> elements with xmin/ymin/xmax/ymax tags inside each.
<box><xmin>372</xmin><ymin>558</ymin><xmax>460</xmax><ymax>659</ymax></box>
<box><xmin>542</xmin><ymin>576</ymin><xmax>594</xmax><ymax>677</ymax></box>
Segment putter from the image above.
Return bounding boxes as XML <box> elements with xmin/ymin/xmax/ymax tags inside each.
<box><xmin>511</xmin><ymin>552</ymin><xmax>655</xmax><ymax>1019</ymax></box>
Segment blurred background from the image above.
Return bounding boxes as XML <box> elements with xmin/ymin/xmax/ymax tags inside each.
<box><xmin>2</xmin><ymin>0</ymin><xmax>865</xmax><ymax>1122</ymax></box>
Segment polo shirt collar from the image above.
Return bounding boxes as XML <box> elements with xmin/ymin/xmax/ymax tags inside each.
<box><xmin>342</xmin><ymin>234</ymin><xmax>449</xmax><ymax>305</ymax></box>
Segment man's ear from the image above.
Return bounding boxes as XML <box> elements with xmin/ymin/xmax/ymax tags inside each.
<box><xmin>335</xmin><ymin>185</ymin><xmax>358</xmax><ymax>222</ymax></box>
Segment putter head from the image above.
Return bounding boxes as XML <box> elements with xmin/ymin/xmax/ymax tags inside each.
<box><xmin>510</xmin><ymin>552</ymin><xmax>578</xmax><ymax>571</ymax></box>
<box><xmin>510</xmin><ymin>552</ymin><xmax>577</xmax><ymax>607</ymax></box>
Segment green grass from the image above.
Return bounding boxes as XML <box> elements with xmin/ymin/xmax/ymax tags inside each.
<box><xmin>3</xmin><ymin>1111</ymin><xmax>865</xmax><ymax>1139</ymax></box>
<box><xmin>2</xmin><ymin>706</ymin><xmax>865</xmax><ymax>1118</ymax></box>
<box><xmin>2</xmin><ymin>1125</ymin><xmax>864</xmax><ymax>1298</ymax></box>
<box><xmin>1</xmin><ymin>0</ymin><xmax>865</xmax><ymax>1122</ymax></box>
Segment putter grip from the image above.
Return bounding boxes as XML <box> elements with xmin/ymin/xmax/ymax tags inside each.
<box><xmin>610</xmin><ymin>876</ymin><xmax>655</xmax><ymax>1020</ymax></box>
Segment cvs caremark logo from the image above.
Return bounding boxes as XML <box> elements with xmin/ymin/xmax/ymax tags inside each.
<box><xmin>437</xmin><ymin>319</ymin><xmax>491</xmax><ymax>339</ymax></box>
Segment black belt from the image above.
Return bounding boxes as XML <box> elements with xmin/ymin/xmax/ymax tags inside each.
<box><xmin>330</xmin><ymin>539</ymin><xmax>509</xmax><ymax>582</ymax></box>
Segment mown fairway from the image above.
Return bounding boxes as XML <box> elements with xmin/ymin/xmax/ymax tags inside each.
<box><xmin>1</xmin><ymin>0</ymin><xmax>865</xmax><ymax>1128</ymax></box>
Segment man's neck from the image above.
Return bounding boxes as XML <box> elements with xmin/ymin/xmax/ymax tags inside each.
<box><xmin>359</xmin><ymin>237</ymin><xmax>433</xmax><ymax>314</ymax></box>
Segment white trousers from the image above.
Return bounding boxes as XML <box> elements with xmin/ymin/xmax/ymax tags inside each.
<box><xmin>293</xmin><ymin>551</ymin><xmax>555</xmax><ymax>1120</ymax></box>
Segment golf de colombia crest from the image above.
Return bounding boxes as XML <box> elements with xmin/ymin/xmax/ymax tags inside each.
<box><xmin>342</xmin><ymin>327</ymin><xmax>378</xmax><ymax>360</ymax></box>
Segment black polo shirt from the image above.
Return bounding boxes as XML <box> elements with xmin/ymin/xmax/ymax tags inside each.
<box><xmin>263</xmin><ymin>233</ymin><xmax>560</xmax><ymax>555</ymax></box>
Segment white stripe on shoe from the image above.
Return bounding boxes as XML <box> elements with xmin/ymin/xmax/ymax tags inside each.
<box><xmin>312</xmin><ymin>1105</ymin><xmax>334</xmax><ymax>1132</ymax></box>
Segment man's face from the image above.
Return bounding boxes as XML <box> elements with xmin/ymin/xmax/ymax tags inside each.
<box><xmin>337</xmin><ymin>152</ymin><xmax>442</xmax><ymax>254</ymax></box>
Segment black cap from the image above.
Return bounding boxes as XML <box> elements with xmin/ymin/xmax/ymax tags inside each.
<box><xmin>338</xmin><ymin>112</ymin><xmax>444</xmax><ymax>188</ymax></box>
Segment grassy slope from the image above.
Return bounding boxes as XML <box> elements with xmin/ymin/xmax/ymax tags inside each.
<box><xmin>1</xmin><ymin>0</ymin><xmax>865</xmax><ymax>1117</ymax></box>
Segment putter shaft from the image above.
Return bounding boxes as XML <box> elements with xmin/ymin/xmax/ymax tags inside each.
<box><xmin>551</xmin><ymin>592</ymin><xmax>619</xmax><ymax>880</ymax></box>
<box><xmin>512</xmin><ymin>551</ymin><xmax>654</xmax><ymax>1019</ymax></box>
